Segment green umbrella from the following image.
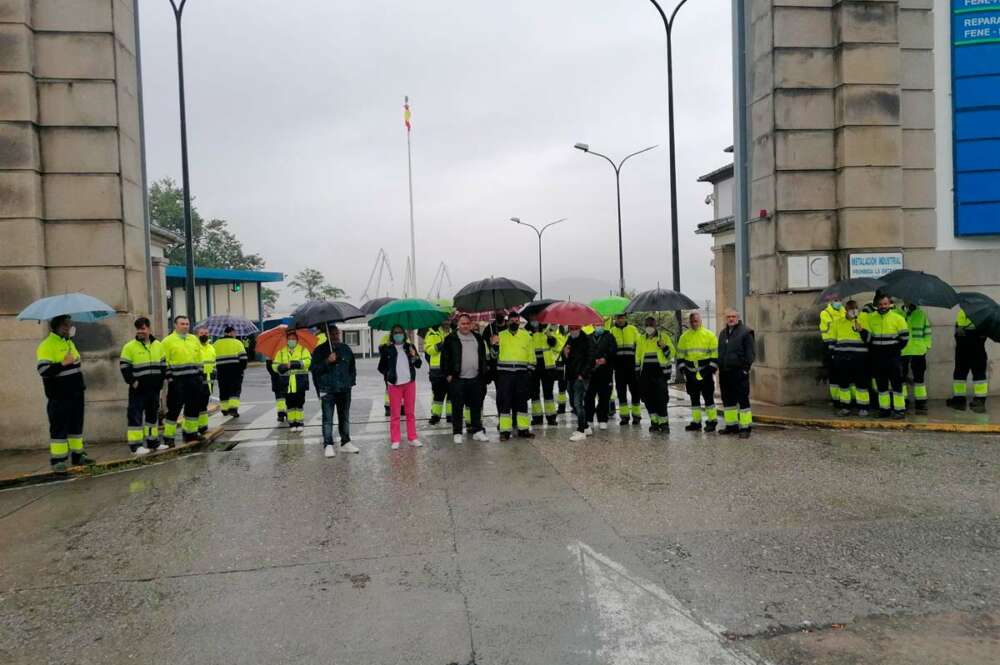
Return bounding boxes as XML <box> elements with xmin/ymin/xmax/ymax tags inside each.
<box><xmin>369</xmin><ymin>298</ymin><xmax>448</xmax><ymax>331</ymax></box>
<box><xmin>590</xmin><ymin>296</ymin><xmax>630</xmax><ymax>317</ymax></box>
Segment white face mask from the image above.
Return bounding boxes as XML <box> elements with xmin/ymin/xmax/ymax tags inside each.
<box><xmin>67</xmin><ymin>326</ymin><xmax>77</xmax><ymax>338</ymax></box>
<box><xmin>288</xmin><ymin>340</ymin><xmax>298</xmax><ymax>349</ymax></box>
<box><xmin>645</xmin><ymin>326</ymin><xmax>656</xmax><ymax>336</ymax></box>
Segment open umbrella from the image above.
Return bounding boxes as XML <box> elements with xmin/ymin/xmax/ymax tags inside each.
<box><xmin>17</xmin><ymin>292</ymin><xmax>115</xmax><ymax>322</ymax></box>
<box><xmin>255</xmin><ymin>325</ymin><xmax>318</xmax><ymax>359</ymax></box>
<box><xmin>369</xmin><ymin>298</ymin><xmax>449</xmax><ymax>331</ymax></box>
<box><xmin>519</xmin><ymin>299</ymin><xmax>560</xmax><ymax>319</ymax></box>
<box><xmin>536</xmin><ymin>302</ymin><xmax>603</xmax><ymax>327</ymax></box>
<box><xmin>815</xmin><ymin>277</ymin><xmax>886</xmax><ymax>304</ymax></box>
<box><xmin>624</xmin><ymin>288</ymin><xmax>698</xmax><ymax>313</ymax></box>
<box><xmin>290</xmin><ymin>300</ymin><xmax>365</xmax><ymax>329</ymax></box>
<box><xmin>361</xmin><ymin>296</ymin><xmax>397</xmax><ymax>315</ymax></box>
<box><xmin>958</xmin><ymin>292</ymin><xmax>1000</xmax><ymax>342</ymax></box>
<box><xmin>453</xmin><ymin>277</ymin><xmax>536</xmax><ymax>313</ymax></box>
<box><xmin>590</xmin><ymin>296</ymin><xmax>630</xmax><ymax>317</ymax></box>
<box><xmin>880</xmin><ymin>269</ymin><xmax>958</xmax><ymax>308</ymax></box>
<box><xmin>195</xmin><ymin>314</ymin><xmax>258</xmax><ymax>337</ymax></box>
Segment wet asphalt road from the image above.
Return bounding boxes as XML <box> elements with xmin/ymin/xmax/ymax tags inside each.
<box><xmin>1</xmin><ymin>362</ymin><xmax>998</xmax><ymax>664</ymax></box>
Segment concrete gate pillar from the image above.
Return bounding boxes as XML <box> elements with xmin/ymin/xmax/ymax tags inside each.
<box><xmin>0</xmin><ymin>0</ymin><xmax>148</xmax><ymax>448</ymax></box>
<box><xmin>743</xmin><ymin>0</ymin><xmax>944</xmax><ymax>404</ymax></box>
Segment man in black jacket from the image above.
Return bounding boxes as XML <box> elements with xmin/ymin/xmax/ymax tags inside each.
<box><xmin>717</xmin><ymin>308</ymin><xmax>755</xmax><ymax>438</ymax></box>
<box><xmin>586</xmin><ymin>323</ymin><xmax>617</xmax><ymax>430</ymax></box>
<box><xmin>560</xmin><ymin>325</ymin><xmax>595</xmax><ymax>441</ymax></box>
<box><xmin>440</xmin><ymin>314</ymin><xmax>492</xmax><ymax>444</ymax></box>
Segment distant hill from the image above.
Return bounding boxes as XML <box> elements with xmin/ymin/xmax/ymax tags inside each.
<box><xmin>542</xmin><ymin>277</ymin><xmax>619</xmax><ymax>303</ymax></box>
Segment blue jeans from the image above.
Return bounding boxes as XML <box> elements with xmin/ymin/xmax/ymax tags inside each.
<box><xmin>570</xmin><ymin>378</ymin><xmax>590</xmax><ymax>432</ymax></box>
<box><xmin>320</xmin><ymin>391</ymin><xmax>351</xmax><ymax>445</ymax></box>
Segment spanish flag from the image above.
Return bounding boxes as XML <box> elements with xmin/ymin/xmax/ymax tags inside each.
<box><xmin>404</xmin><ymin>96</ymin><xmax>412</xmax><ymax>132</ymax></box>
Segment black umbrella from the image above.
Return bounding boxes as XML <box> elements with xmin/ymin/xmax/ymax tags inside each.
<box><xmin>360</xmin><ymin>296</ymin><xmax>397</xmax><ymax>315</ymax></box>
<box><xmin>879</xmin><ymin>269</ymin><xmax>958</xmax><ymax>308</ymax></box>
<box><xmin>624</xmin><ymin>288</ymin><xmax>699</xmax><ymax>313</ymax></box>
<box><xmin>815</xmin><ymin>277</ymin><xmax>886</xmax><ymax>304</ymax></box>
<box><xmin>453</xmin><ymin>277</ymin><xmax>536</xmax><ymax>313</ymax></box>
<box><xmin>958</xmin><ymin>292</ymin><xmax>1000</xmax><ymax>342</ymax></box>
<box><xmin>290</xmin><ymin>300</ymin><xmax>365</xmax><ymax>329</ymax></box>
<box><xmin>519</xmin><ymin>299</ymin><xmax>560</xmax><ymax>319</ymax></box>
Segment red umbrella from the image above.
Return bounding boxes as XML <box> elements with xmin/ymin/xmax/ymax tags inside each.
<box><xmin>536</xmin><ymin>302</ymin><xmax>603</xmax><ymax>327</ymax></box>
<box><xmin>256</xmin><ymin>325</ymin><xmax>318</xmax><ymax>359</ymax></box>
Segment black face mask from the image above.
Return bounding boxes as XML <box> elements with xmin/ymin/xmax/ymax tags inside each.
<box><xmin>615</xmin><ymin>321</ymin><xmax>626</xmax><ymax>328</ymax></box>
<box><xmin>529</xmin><ymin>321</ymin><xmax>540</xmax><ymax>331</ymax></box>
<box><xmin>508</xmin><ymin>323</ymin><xmax>519</xmax><ymax>333</ymax></box>
<box><xmin>199</xmin><ymin>335</ymin><xmax>209</xmax><ymax>343</ymax></box>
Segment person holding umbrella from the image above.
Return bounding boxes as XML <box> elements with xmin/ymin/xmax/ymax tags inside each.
<box><xmin>492</xmin><ymin>310</ymin><xmax>535</xmax><ymax>440</ymax></box>
<box><xmin>867</xmin><ymin>295</ymin><xmax>909</xmax><ymax>419</ymax></box>
<box><xmin>831</xmin><ymin>301</ymin><xmax>871</xmax><ymax>417</ymax></box>
<box><xmin>378</xmin><ymin>324</ymin><xmax>423</xmax><ymax>449</ymax></box>
<box><xmin>440</xmin><ymin>314</ymin><xmax>492</xmax><ymax>444</ymax></box>
<box><xmin>677</xmin><ymin>312</ymin><xmax>719</xmax><ymax>432</ymax></box>
<box><xmin>717</xmin><ymin>309</ymin><xmax>755</xmax><ymax>438</ymax></box>
<box><xmin>119</xmin><ymin>317</ymin><xmax>166</xmax><ymax>455</ymax></box>
<box><xmin>635</xmin><ymin>316</ymin><xmax>675</xmax><ymax>434</ymax></box>
<box><xmin>311</xmin><ymin>324</ymin><xmax>358</xmax><ymax>457</ymax></box>
<box><xmin>561</xmin><ymin>325</ymin><xmax>595</xmax><ymax>441</ymax></box>
<box><xmin>35</xmin><ymin>315</ymin><xmax>93</xmax><ymax>470</ymax></box>
<box><xmin>213</xmin><ymin>326</ymin><xmax>248</xmax><ymax>417</ymax></box>
<box><xmin>901</xmin><ymin>302</ymin><xmax>932</xmax><ymax>414</ymax></box>
<box><xmin>587</xmin><ymin>321</ymin><xmax>618</xmax><ymax>430</ymax></box>
<box><xmin>271</xmin><ymin>330</ymin><xmax>312</xmax><ymax>431</ymax></box>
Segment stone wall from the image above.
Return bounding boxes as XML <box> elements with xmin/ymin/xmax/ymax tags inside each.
<box><xmin>743</xmin><ymin>0</ymin><xmax>1000</xmax><ymax>404</ymax></box>
<box><xmin>0</xmin><ymin>0</ymin><xmax>148</xmax><ymax>448</ymax></box>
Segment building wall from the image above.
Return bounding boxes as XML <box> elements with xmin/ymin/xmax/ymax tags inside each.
<box><xmin>0</xmin><ymin>0</ymin><xmax>148</xmax><ymax>449</ymax></box>
<box><xmin>712</xmin><ymin>245</ymin><xmax>736</xmax><ymax>332</ymax></box>
<box><xmin>170</xmin><ymin>282</ymin><xmax>262</xmax><ymax>325</ymax></box>
<box><xmin>742</xmin><ymin>0</ymin><xmax>1000</xmax><ymax>405</ymax></box>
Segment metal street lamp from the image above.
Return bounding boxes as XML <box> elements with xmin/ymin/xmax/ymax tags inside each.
<box><xmin>510</xmin><ymin>217</ymin><xmax>567</xmax><ymax>299</ymax></box>
<box><xmin>574</xmin><ymin>142</ymin><xmax>657</xmax><ymax>297</ymax></box>
<box><xmin>169</xmin><ymin>0</ymin><xmax>197</xmax><ymax>321</ymax></box>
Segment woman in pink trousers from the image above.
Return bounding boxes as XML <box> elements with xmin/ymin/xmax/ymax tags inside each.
<box><xmin>377</xmin><ymin>325</ymin><xmax>423</xmax><ymax>450</ymax></box>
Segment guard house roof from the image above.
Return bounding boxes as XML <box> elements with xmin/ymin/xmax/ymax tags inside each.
<box><xmin>165</xmin><ymin>266</ymin><xmax>285</xmax><ymax>285</ymax></box>
<box><xmin>696</xmin><ymin>216</ymin><xmax>735</xmax><ymax>236</ymax></box>
<box><xmin>697</xmin><ymin>163</ymin><xmax>734</xmax><ymax>184</ymax></box>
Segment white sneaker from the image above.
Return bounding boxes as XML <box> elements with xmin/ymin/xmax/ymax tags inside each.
<box><xmin>570</xmin><ymin>431</ymin><xmax>587</xmax><ymax>442</ymax></box>
<box><xmin>156</xmin><ymin>443</ymin><xmax>170</xmax><ymax>451</ymax></box>
<box><xmin>340</xmin><ymin>442</ymin><xmax>360</xmax><ymax>454</ymax></box>
<box><xmin>324</xmin><ymin>445</ymin><xmax>336</xmax><ymax>458</ymax></box>
<box><xmin>585</xmin><ymin>426</ymin><xmax>594</xmax><ymax>436</ymax></box>
<box><xmin>473</xmin><ymin>431</ymin><xmax>489</xmax><ymax>442</ymax></box>
<box><xmin>133</xmin><ymin>446</ymin><xmax>151</xmax><ymax>456</ymax></box>
<box><xmin>391</xmin><ymin>441</ymin><xmax>400</xmax><ymax>450</ymax></box>
<box><xmin>453</xmin><ymin>434</ymin><xmax>464</xmax><ymax>444</ymax></box>
<box><xmin>599</xmin><ymin>422</ymin><xmax>608</xmax><ymax>431</ymax></box>
<box><xmin>409</xmin><ymin>439</ymin><xmax>423</xmax><ymax>448</ymax></box>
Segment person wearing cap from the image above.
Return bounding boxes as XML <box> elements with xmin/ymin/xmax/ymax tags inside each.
<box><xmin>213</xmin><ymin>325</ymin><xmax>248</xmax><ymax>417</ymax></box>
<box><xmin>271</xmin><ymin>329</ymin><xmax>312</xmax><ymax>430</ymax></box>
<box><xmin>492</xmin><ymin>310</ymin><xmax>535</xmax><ymax>440</ymax></box>
<box><xmin>36</xmin><ymin>315</ymin><xmax>93</xmax><ymax>470</ymax></box>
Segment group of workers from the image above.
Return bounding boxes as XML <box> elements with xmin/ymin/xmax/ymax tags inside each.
<box><xmin>819</xmin><ymin>294</ymin><xmax>990</xmax><ymax>418</ymax></box>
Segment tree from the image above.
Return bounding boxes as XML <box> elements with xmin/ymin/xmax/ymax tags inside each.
<box><xmin>288</xmin><ymin>268</ymin><xmax>346</xmax><ymax>301</ymax></box>
<box><xmin>149</xmin><ymin>177</ymin><xmax>265</xmax><ymax>270</ymax></box>
<box><xmin>261</xmin><ymin>287</ymin><xmax>279</xmax><ymax>317</ymax></box>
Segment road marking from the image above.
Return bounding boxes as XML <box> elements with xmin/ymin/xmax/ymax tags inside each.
<box><xmin>568</xmin><ymin>541</ymin><xmax>764</xmax><ymax>665</ymax></box>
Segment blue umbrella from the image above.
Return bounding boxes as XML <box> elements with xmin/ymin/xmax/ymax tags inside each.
<box><xmin>195</xmin><ymin>314</ymin><xmax>259</xmax><ymax>337</ymax></box>
<box><xmin>17</xmin><ymin>293</ymin><xmax>115</xmax><ymax>322</ymax></box>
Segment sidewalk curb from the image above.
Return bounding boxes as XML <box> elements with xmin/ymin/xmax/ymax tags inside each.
<box><xmin>0</xmin><ymin>428</ymin><xmax>225</xmax><ymax>491</ymax></box>
<box><xmin>754</xmin><ymin>413</ymin><xmax>1000</xmax><ymax>434</ymax></box>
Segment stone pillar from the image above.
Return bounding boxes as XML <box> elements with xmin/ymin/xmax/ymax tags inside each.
<box><xmin>0</xmin><ymin>0</ymin><xmax>148</xmax><ymax>448</ymax></box>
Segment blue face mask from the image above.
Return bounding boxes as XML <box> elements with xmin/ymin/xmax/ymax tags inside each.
<box><xmin>831</xmin><ymin>302</ymin><xmax>843</xmax><ymax>310</ymax></box>
<box><xmin>594</xmin><ymin>326</ymin><xmax>604</xmax><ymax>334</ymax></box>
<box><xmin>393</xmin><ymin>333</ymin><xmax>405</xmax><ymax>344</ymax></box>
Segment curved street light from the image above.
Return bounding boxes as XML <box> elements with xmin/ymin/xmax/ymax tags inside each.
<box><xmin>510</xmin><ymin>217</ymin><xmax>567</xmax><ymax>299</ymax></box>
<box><xmin>574</xmin><ymin>143</ymin><xmax>657</xmax><ymax>297</ymax></box>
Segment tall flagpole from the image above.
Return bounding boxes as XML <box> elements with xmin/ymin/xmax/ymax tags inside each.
<box><xmin>404</xmin><ymin>96</ymin><xmax>417</xmax><ymax>295</ymax></box>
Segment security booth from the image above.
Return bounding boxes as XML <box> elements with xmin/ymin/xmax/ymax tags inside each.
<box><xmin>166</xmin><ymin>266</ymin><xmax>284</xmax><ymax>332</ymax></box>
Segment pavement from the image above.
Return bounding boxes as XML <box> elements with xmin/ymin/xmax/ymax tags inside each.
<box><xmin>755</xmin><ymin>397</ymin><xmax>1000</xmax><ymax>433</ymax></box>
<box><xmin>1</xmin><ymin>361</ymin><xmax>998</xmax><ymax>664</ymax></box>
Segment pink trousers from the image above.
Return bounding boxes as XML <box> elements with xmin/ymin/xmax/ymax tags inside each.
<box><xmin>387</xmin><ymin>381</ymin><xmax>417</xmax><ymax>444</ymax></box>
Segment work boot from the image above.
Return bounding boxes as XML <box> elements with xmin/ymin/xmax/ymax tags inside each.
<box><xmin>71</xmin><ymin>452</ymin><xmax>95</xmax><ymax>466</ymax></box>
<box><xmin>915</xmin><ymin>401</ymin><xmax>928</xmax><ymax>415</ymax></box>
<box><xmin>620</xmin><ymin>416</ymin><xmax>631</xmax><ymax>426</ymax></box>
<box><xmin>546</xmin><ymin>415</ymin><xmax>558</xmax><ymax>426</ymax></box>
<box><xmin>891</xmin><ymin>410</ymin><xmax>906</xmax><ymax>420</ymax></box>
<box><xmin>659</xmin><ymin>422</ymin><xmax>670</xmax><ymax>434</ymax></box>
<box><xmin>446</xmin><ymin>415</ymin><xmax>453</xmax><ymax>424</ymax></box>
<box><xmin>648</xmin><ymin>423</ymin><xmax>661</xmax><ymax>433</ymax></box>
<box><xmin>684</xmin><ymin>422</ymin><xmax>702</xmax><ymax>432</ymax></box>
<box><xmin>704</xmin><ymin>420</ymin><xmax>718</xmax><ymax>433</ymax></box>
<box><xmin>970</xmin><ymin>397</ymin><xmax>987</xmax><ymax>414</ymax></box>
<box><xmin>231</xmin><ymin>409</ymin><xmax>239</xmax><ymax>418</ymax></box>
<box><xmin>858</xmin><ymin>409</ymin><xmax>869</xmax><ymax>418</ymax></box>
<box><xmin>719</xmin><ymin>425</ymin><xmax>739</xmax><ymax>436</ymax></box>
<box><xmin>837</xmin><ymin>407</ymin><xmax>852</xmax><ymax>417</ymax></box>
<box><xmin>632</xmin><ymin>416</ymin><xmax>642</xmax><ymax>425</ymax></box>
<box><xmin>531</xmin><ymin>415</ymin><xmax>543</xmax><ymax>426</ymax></box>
<box><xmin>277</xmin><ymin>412</ymin><xmax>287</xmax><ymax>423</ymax></box>
<box><xmin>517</xmin><ymin>430</ymin><xmax>535</xmax><ymax>439</ymax></box>
<box><xmin>428</xmin><ymin>416</ymin><xmax>441</xmax><ymax>426</ymax></box>
<box><xmin>878</xmin><ymin>409</ymin><xmax>891</xmax><ymax>419</ymax></box>
<box><xmin>51</xmin><ymin>460</ymin><xmax>69</xmax><ymax>473</ymax></box>
<box><xmin>557</xmin><ymin>405</ymin><xmax>566</xmax><ymax>414</ymax></box>
<box><xmin>500</xmin><ymin>432</ymin><xmax>511</xmax><ymax>441</ymax></box>
<box><xmin>946</xmin><ymin>396</ymin><xmax>967</xmax><ymax>411</ymax></box>
<box><xmin>738</xmin><ymin>429</ymin><xmax>751</xmax><ymax>440</ymax></box>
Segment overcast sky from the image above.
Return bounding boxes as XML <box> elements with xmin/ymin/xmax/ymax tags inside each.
<box><xmin>138</xmin><ymin>0</ymin><xmax>733</xmax><ymax>310</ymax></box>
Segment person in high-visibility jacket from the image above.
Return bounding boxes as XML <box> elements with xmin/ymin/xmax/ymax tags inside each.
<box><xmin>492</xmin><ymin>310</ymin><xmax>535</xmax><ymax>440</ymax></box>
<box><xmin>425</xmin><ymin>320</ymin><xmax>452</xmax><ymax>425</ymax></box>
<box><xmin>678</xmin><ymin>312</ymin><xmax>719</xmax><ymax>431</ymax></box>
<box><xmin>901</xmin><ymin>302</ymin><xmax>932</xmax><ymax>414</ymax></box>
<box><xmin>213</xmin><ymin>325</ymin><xmax>248</xmax><ymax>417</ymax></box>
<box><xmin>162</xmin><ymin>315</ymin><xmax>204</xmax><ymax>444</ymax></box>
<box><xmin>271</xmin><ymin>330</ymin><xmax>312</xmax><ymax>430</ymax></box>
<box><xmin>717</xmin><ymin>309</ymin><xmax>756</xmax><ymax>437</ymax></box>
<box><xmin>119</xmin><ymin>316</ymin><xmax>166</xmax><ymax>455</ymax></box>
<box><xmin>948</xmin><ymin>308</ymin><xmax>989</xmax><ymax>413</ymax></box>
<box><xmin>195</xmin><ymin>326</ymin><xmax>216</xmax><ymax>435</ymax></box>
<box><xmin>831</xmin><ymin>301</ymin><xmax>871</xmax><ymax>416</ymax></box>
<box><xmin>611</xmin><ymin>313</ymin><xmax>643</xmax><ymax>425</ymax></box>
<box><xmin>819</xmin><ymin>298</ymin><xmax>846</xmax><ymax>407</ymax></box>
<box><xmin>552</xmin><ymin>327</ymin><xmax>569</xmax><ymax>413</ymax></box>
<box><xmin>635</xmin><ymin>317</ymin><xmax>675</xmax><ymax>433</ymax></box>
<box><xmin>867</xmin><ymin>295</ymin><xmax>909</xmax><ymax>418</ymax></box>
<box><xmin>527</xmin><ymin>318</ymin><xmax>560</xmax><ymax>426</ymax></box>
<box><xmin>36</xmin><ymin>315</ymin><xmax>92</xmax><ymax>470</ymax></box>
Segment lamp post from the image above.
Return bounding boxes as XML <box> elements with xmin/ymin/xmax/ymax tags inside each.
<box><xmin>510</xmin><ymin>217</ymin><xmax>567</xmax><ymax>299</ymax></box>
<box><xmin>574</xmin><ymin>143</ymin><xmax>657</xmax><ymax>297</ymax></box>
<box><xmin>169</xmin><ymin>0</ymin><xmax>197</xmax><ymax>321</ymax></box>
<box><xmin>648</xmin><ymin>0</ymin><xmax>690</xmax><ymax>330</ymax></box>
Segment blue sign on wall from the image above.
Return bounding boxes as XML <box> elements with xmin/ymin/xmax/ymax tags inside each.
<box><xmin>953</xmin><ymin>0</ymin><xmax>1000</xmax><ymax>235</ymax></box>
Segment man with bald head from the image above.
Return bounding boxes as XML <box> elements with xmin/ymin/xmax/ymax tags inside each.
<box><xmin>717</xmin><ymin>308</ymin><xmax>755</xmax><ymax>439</ymax></box>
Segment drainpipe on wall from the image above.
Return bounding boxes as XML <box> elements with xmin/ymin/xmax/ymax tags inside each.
<box><xmin>133</xmin><ymin>0</ymin><xmax>154</xmax><ymax>318</ymax></box>
<box><xmin>731</xmin><ymin>0</ymin><xmax>751</xmax><ymax>317</ymax></box>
